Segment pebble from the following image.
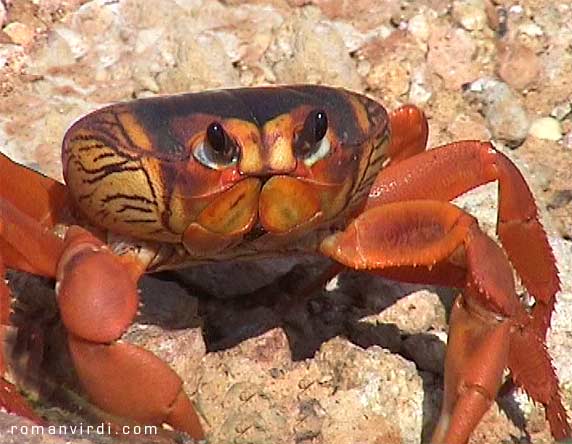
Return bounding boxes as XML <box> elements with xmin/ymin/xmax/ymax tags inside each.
<box><xmin>497</xmin><ymin>42</ymin><xmax>541</xmax><ymax>90</ymax></box>
<box><xmin>519</xmin><ymin>22</ymin><xmax>544</xmax><ymax>37</ymax></box>
<box><xmin>509</xmin><ymin>4</ymin><xmax>524</xmax><ymax>14</ymax></box>
<box><xmin>408</xmin><ymin>67</ymin><xmax>432</xmax><ymax>104</ymax></box>
<box><xmin>529</xmin><ymin>117</ymin><xmax>563</xmax><ymax>141</ymax></box>
<box><xmin>550</xmin><ymin>101</ymin><xmax>572</xmax><ymax>120</ymax></box>
<box><xmin>366</xmin><ymin>61</ymin><xmax>410</xmax><ymax>97</ymax></box>
<box><xmin>407</xmin><ymin>14</ymin><xmax>430</xmax><ymax>43</ymax></box>
<box><xmin>3</xmin><ymin>22</ymin><xmax>35</xmax><ymax>47</ymax></box>
<box><xmin>464</xmin><ymin>77</ymin><xmax>530</xmax><ymax>146</ymax></box>
<box><xmin>427</xmin><ymin>27</ymin><xmax>479</xmax><ymax>90</ymax></box>
<box><xmin>452</xmin><ymin>0</ymin><xmax>488</xmax><ymax>31</ymax></box>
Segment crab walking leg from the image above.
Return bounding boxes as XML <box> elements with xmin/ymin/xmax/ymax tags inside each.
<box><xmin>0</xmin><ymin>198</ymin><xmax>65</xmax><ymax>421</ymax></box>
<box><xmin>366</xmin><ymin>141</ymin><xmax>559</xmax><ymax>340</ymax></box>
<box><xmin>0</xmin><ymin>259</ymin><xmax>45</xmax><ymax>421</ymax></box>
<box><xmin>386</xmin><ymin>105</ymin><xmax>429</xmax><ymax>166</ymax></box>
<box><xmin>56</xmin><ymin>227</ymin><xmax>205</xmax><ymax>439</ymax></box>
<box><xmin>0</xmin><ymin>152</ymin><xmax>69</xmax><ymax>227</ymax></box>
<box><xmin>321</xmin><ymin>201</ymin><xmax>571</xmax><ymax>443</ymax></box>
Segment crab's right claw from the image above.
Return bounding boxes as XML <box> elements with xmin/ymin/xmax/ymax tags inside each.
<box><xmin>56</xmin><ymin>227</ymin><xmax>205</xmax><ymax>439</ymax></box>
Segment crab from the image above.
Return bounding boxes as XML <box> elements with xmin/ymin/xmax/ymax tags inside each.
<box><xmin>0</xmin><ymin>85</ymin><xmax>570</xmax><ymax>443</ymax></box>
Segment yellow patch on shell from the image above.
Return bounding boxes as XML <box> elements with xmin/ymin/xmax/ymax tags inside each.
<box><xmin>260</xmin><ymin>114</ymin><xmax>297</xmax><ymax>174</ymax></box>
<box><xmin>116</xmin><ymin>111</ymin><xmax>153</xmax><ymax>152</ymax></box>
<box><xmin>220</xmin><ymin>119</ymin><xmax>262</xmax><ymax>174</ymax></box>
<box><xmin>347</xmin><ymin>95</ymin><xmax>371</xmax><ymax>136</ymax></box>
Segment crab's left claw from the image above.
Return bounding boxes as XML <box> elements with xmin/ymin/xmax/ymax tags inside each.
<box><xmin>56</xmin><ymin>227</ymin><xmax>205</xmax><ymax>439</ymax></box>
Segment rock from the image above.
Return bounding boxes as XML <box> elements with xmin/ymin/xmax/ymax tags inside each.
<box><xmin>3</xmin><ymin>22</ymin><xmax>35</xmax><ymax>47</ymax></box>
<box><xmin>448</xmin><ymin>112</ymin><xmax>491</xmax><ymax>141</ymax></box>
<box><xmin>518</xmin><ymin>22</ymin><xmax>544</xmax><ymax>38</ymax></box>
<box><xmin>427</xmin><ymin>27</ymin><xmax>479</xmax><ymax>90</ymax></box>
<box><xmin>464</xmin><ymin>77</ymin><xmax>530</xmax><ymax>146</ymax></box>
<box><xmin>155</xmin><ymin>31</ymin><xmax>240</xmax><ymax>94</ymax></box>
<box><xmin>452</xmin><ymin>0</ymin><xmax>488</xmax><ymax>31</ymax></box>
<box><xmin>272</xmin><ymin>18</ymin><xmax>362</xmax><ymax>89</ymax></box>
<box><xmin>548</xmin><ymin>237</ymin><xmax>572</xmax><ymax>383</ymax></box>
<box><xmin>366</xmin><ymin>288</ymin><xmax>448</xmax><ymax>335</ymax></box>
<box><xmin>497</xmin><ymin>42</ymin><xmax>541</xmax><ymax>91</ymax></box>
<box><xmin>550</xmin><ymin>101</ymin><xmax>572</xmax><ymax>121</ymax></box>
<box><xmin>529</xmin><ymin>117</ymin><xmax>563</xmax><ymax>141</ymax></box>
<box><xmin>366</xmin><ymin>61</ymin><xmax>410</xmax><ymax>99</ymax></box>
<box><xmin>315</xmin><ymin>339</ymin><xmax>425</xmax><ymax>444</ymax></box>
<box><xmin>408</xmin><ymin>66</ymin><xmax>432</xmax><ymax>105</ymax></box>
<box><xmin>407</xmin><ymin>14</ymin><xmax>430</xmax><ymax>43</ymax></box>
<box><xmin>309</xmin><ymin>0</ymin><xmax>400</xmax><ymax>32</ymax></box>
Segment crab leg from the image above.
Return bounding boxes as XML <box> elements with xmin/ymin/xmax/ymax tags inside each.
<box><xmin>0</xmin><ymin>195</ymin><xmax>64</xmax><ymax>421</ymax></box>
<box><xmin>367</xmin><ymin>140</ymin><xmax>559</xmax><ymax>339</ymax></box>
<box><xmin>0</xmin><ymin>152</ymin><xmax>69</xmax><ymax>228</ymax></box>
<box><xmin>386</xmin><ymin>105</ymin><xmax>429</xmax><ymax>166</ymax></box>
<box><xmin>0</xmin><ymin>258</ymin><xmax>45</xmax><ymax>422</ymax></box>
<box><xmin>321</xmin><ymin>201</ymin><xmax>571</xmax><ymax>442</ymax></box>
<box><xmin>1</xmin><ymin>153</ymin><xmax>67</xmax><ymax>421</ymax></box>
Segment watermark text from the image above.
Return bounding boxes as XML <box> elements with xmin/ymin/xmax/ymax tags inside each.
<box><xmin>10</xmin><ymin>423</ymin><xmax>158</xmax><ymax>436</ymax></box>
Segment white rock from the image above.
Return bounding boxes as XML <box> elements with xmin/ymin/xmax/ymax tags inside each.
<box><xmin>529</xmin><ymin>117</ymin><xmax>563</xmax><ymax>141</ymax></box>
<box><xmin>452</xmin><ymin>0</ymin><xmax>488</xmax><ymax>31</ymax></box>
<box><xmin>519</xmin><ymin>22</ymin><xmax>544</xmax><ymax>37</ymax></box>
<box><xmin>408</xmin><ymin>14</ymin><xmax>430</xmax><ymax>42</ymax></box>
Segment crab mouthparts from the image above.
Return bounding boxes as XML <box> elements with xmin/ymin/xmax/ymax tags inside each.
<box><xmin>258</xmin><ymin>176</ymin><xmax>322</xmax><ymax>233</ymax></box>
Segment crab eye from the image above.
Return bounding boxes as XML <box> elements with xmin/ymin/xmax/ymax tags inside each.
<box><xmin>295</xmin><ymin>109</ymin><xmax>331</xmax><ymax>166</ymax></box>
<box><xmin>193</xmin><ymin>121</ymin><xmax>238</xmax><ymax>169</ymax></box>
<box><xmin>207</xmin><ymin>122</ymin><xmax>227</xmax><ymax>153</ymax></box>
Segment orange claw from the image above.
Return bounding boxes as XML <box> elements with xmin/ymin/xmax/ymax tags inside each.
<box><xmin>56</xmin><ymin>227</ymin><xmax>205</xmax><ymax>439</ymax></box>
<box><xmin>68</xmin><ymin>338</ymin><xmax>204</xmax><ymax>438</ymax></box>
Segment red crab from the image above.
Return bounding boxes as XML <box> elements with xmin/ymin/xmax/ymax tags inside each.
<box><xmin>0</xmin><ymin>85</ymin><xmax>570</xmax><ymax>443</ymax></box>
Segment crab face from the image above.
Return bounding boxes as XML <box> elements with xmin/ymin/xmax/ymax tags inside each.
<box><xmin>62</xmin><ymin>86</ymin><xmax>389</xmax><ymax>255</ymax></box>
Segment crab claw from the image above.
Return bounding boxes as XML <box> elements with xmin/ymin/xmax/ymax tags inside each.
<box><xmin>56</xmin><ymin>227</ymin><xmax>204</xmax><ymax>439</ymax></box>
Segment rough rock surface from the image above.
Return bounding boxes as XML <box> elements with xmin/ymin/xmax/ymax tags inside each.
<box><xmin>1</xmin><ymin>1</ymin><xmax>572</xmax><ymax>444</ymax></box>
